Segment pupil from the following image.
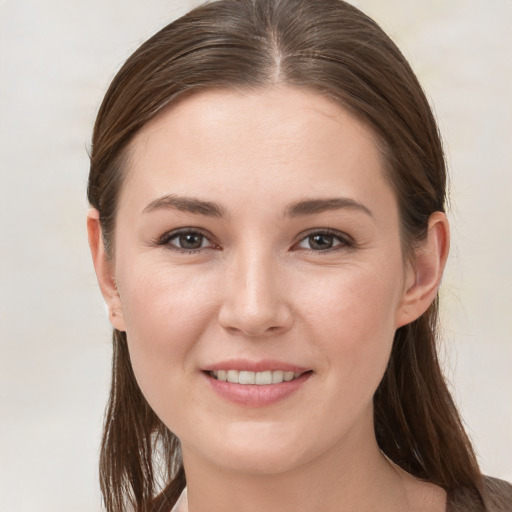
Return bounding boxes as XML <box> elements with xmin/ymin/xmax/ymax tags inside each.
<box><xmin>310</xmin><ymin>234</ymin><xmax>333</xmax><ymax>250</ymax></box>
<box><xmin>179</xmin><ymin>233</ymin><xmax>202</xmax><ymax>249</ymax></box>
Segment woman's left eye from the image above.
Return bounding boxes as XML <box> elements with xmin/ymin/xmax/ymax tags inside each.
<box><xmin>295</xmin><ymin>231</ymin><xmax>352</xmax><ymax>252</ymax></box>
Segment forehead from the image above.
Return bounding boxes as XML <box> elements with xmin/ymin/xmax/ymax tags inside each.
<box><xmin>132</xmin><ymin>85</ymin><xmax>382</xmax><ymax>160</ymax></box>
<box><xmin>120</xmin><ymin>86</ymin><xmax>394</xmax><ymax>217</ymax></box>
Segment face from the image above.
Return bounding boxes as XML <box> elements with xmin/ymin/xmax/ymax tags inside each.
<box><xmin>108</xmin><ymin>86</ymin><xmax>417</xmax><ymax>476</ymax></box>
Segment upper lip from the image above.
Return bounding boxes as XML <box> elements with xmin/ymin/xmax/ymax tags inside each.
<box><xmin>202</xmin><ymin>359</ymin><xmax>310</xmax><ymax>373</ymax></box>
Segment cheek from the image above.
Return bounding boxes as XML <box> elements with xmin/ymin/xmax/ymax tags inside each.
<box><xmin>121</xmin><ymin>259</ymin><xmax>218</xmax><ymax>336</ymax></box>
<box><xmin>300</xmin><ymin>261</ymin><xmax>401</xmax><ymax>334</ymax></box>
<box><xmin>117</xmin><ymin>262</ymin><xmax>220</xmax><ymax>407</ymax></box>
<box><xmin>296</xmin><ymin>263</ymin><xmax>401</xmax><ymax>387</ymax></box>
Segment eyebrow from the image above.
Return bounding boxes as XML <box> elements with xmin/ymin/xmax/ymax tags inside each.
<box><xmin>285</xmin><ymin>197</ymin><xmax>373</xmax><ymax>218</ymax></box>
<box><xmin>142</xmin><ymin>194</ymin><xmax>226</xmax><ymax>217</ymax></box>
<box><xmin>142</xmin><ymin>194</ymin><xmax>372</xmax><ymax>219</ymax></box>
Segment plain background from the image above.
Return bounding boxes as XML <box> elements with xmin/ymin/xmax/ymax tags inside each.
<box><xmin>0</xmin><ymin>1</ymin><xmax>511</xmax><ymax>510</ymax></box>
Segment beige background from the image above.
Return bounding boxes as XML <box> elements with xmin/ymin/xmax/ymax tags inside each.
<box><xmin>0</xmin><ymin>1</ymin><xmax>510</xmax><ymax>510</ymax></box>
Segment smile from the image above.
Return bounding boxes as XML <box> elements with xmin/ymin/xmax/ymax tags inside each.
<box><xmin>209</xmin><ymin>369</ymin><xmax>303</xmax><ymax>385</ymax></box>
<box><xmin>204</xmin><ymin>366</ymin><xmax>313</xmax><ymax>406</ymax></box>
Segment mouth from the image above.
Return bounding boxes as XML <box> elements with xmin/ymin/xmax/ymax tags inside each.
<box><xmin>208</xmin><ymin>369</ymin><xmax>307</xmax><ymax>385</ymax></box>
<box><xmin>203</xmin><ymin>364</ymin><xmax>313</xmax><ymax>406</ymax></box>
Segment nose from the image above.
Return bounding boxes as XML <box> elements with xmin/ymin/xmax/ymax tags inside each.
<box><xmin>217</xmin><ymin>249</ymin><xmax>293</xmax><ymax>338</ymax></box>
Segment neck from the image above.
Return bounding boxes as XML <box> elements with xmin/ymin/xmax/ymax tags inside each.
<box><xmin>181</xmin><ymin>413</ymin><xmax>409</xmax><ymax>512</ymax></box>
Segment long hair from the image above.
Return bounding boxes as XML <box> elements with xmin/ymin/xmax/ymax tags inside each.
<box><xmin>87</xmin><ymin>1</ymin><xmax>483</xmax><ymax>510</ymax></box>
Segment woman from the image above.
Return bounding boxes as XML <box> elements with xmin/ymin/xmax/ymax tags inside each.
<box><xmin>86</xmin><ymin>1</ymin><xmax>512</xmax><ymax>511</ymax></box>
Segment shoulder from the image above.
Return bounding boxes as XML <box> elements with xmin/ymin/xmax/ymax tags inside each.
<box><xmin>447</xmin><ymin>476</ymin><xmax>512</xmax><ymax>512</ymax></box>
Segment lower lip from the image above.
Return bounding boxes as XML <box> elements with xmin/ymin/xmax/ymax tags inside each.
<box><xmin>203</xmin><ymin>371</ymin><xmax>312</xmax><ymax>407</ymax></box>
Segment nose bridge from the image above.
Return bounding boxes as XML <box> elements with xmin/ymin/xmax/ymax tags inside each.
<box><xmin>218</xmin><ymin>242</ymin><xmax>292</xmax><ymax>336</ymax></box>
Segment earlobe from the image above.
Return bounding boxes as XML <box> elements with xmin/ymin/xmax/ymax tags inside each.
<box><xmin>87</xmin><ymin>208</ymin><xmax>126</xmax><ymax>332</ymax></box>
<box><xmin>395</xmin><ymin>212</ymin><xmax>450</xmax><ymax>328</ymax></box>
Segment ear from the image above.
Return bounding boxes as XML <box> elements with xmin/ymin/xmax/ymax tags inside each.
<box><xmin>395</xmin><ymin>212</ymin><xmax>450</xmax><ymax>328</ymax></box>
<box><xmin>87</xmin><ymin>208</ymin><xmax>126</xmax><ymax>331</ymax></box>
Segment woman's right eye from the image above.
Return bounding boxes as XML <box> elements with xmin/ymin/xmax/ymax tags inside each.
<box><xmin>157</xmin><ymin>230</ymin><xmax>217</xmax><ymax>252</ymax></box>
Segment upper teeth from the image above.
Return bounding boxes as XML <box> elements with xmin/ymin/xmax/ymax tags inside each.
<box><xmin>211</xmin><ymin>370</ymin><xmax>301</xmax><ymax>385</ymax></box>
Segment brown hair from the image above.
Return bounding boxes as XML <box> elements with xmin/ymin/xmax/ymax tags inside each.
<box><xmin>88</xmin><ymin>1</ymin><xmax>484</xmax><ymax>510</ymax></box>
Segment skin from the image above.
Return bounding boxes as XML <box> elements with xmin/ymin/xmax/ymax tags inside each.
<box><xmin>88</xmin><ymin>86</ymin><xmax>449</xmax><ymax>512</ymax></box>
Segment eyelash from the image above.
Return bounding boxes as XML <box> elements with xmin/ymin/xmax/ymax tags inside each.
<box><xmin>294</xmin><ymin>228</ymin><xmax>355</xmax><ymax>253</ymax></box>
<box><xmin>153</xmin><ymin>228</ymin><xmax>219</xmax><ymax>254</ymax></box>
<box><xmin>153</xmin><ymin>228</ymin><xmax>354</xmax><ymax>254</ymax></box>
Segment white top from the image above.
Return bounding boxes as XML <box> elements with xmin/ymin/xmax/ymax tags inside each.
<box><xmin>171</xmin><ymin>487</ymin><xmax>188</xmax><ymax>512</ymax></box>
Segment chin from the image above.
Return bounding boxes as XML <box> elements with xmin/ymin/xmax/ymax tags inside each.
<box><xmin>212</xmin><ymin>444</ymin><xmax>307</xmax><ymax>476</ymax></box>
<box><xmin>178</xmin><ymin>420</ymin><xmax>309</xmax><ymax>476</ymax></box>
<box><xmin>190</xmin><ymin>419</ymin><xmax>332</xmax><ymax>477</ymax></box>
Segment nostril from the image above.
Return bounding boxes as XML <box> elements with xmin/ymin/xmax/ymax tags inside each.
<box><xmin>217</xmin><ymin>289</ymin><xmax>293</xmax><ymax>337</ymax></box>
<box><xmin>223</xmin><ymin>325</ymin><xmax>280</xmax><ymax>337</ymax></box>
